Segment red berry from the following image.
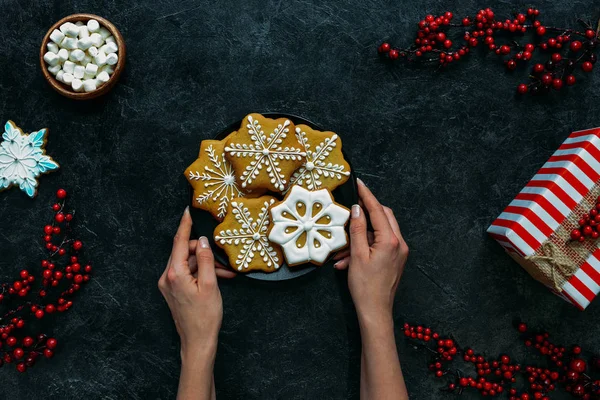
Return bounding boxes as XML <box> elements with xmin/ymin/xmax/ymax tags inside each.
<box><xmin>571</xmin><ymin>229</ymin><xmax>582</xmax><ymax>240</ymax></box>
<box><xmin>13</xmin><ymin>348</ymin><xmax>24</xmax><ymax>359</ymax></box>
<box><xmin>566</xmin><ymin>75</ymin><xmax>576</xmax><ymax>85</ymax></box>
<box><xmin>570</xmin><ymin>41</ymin><xmax>583</xmax><ymax>52</ymax></box>
<box><xmin>388</xmin><ymin>49</ymin><xmax>399</xmax><ymax>60</ymax></box>
<box><xmin>6</xmin><ymin>336</ymin><xmax>17</xmax><ymax>347</ymax></box>
<box><xmin>585</xmin><ymin>29</ymin><xmax>596</xmax><ymax>39</ymax></box>
<box><xmin>73</xmin><ymin>240</ymin><xmax>83</xmax><ymax>251</ymax></box>
<box><xmin>56</xmin><ymin>189</ymin><xmax>67</xmax><ymax>199</ymax></box>
<box><xmin>507</xmin><ymin>60</ymin><xmax>517</xmax><ymax>70</ymax></box>
<box><xmin>533</xmin><ymin>63</ymin><xmax>544</xmax><ymax>73</ymax></box>
<box><xmin>52</xmin><ymin>204</ymin><xmax>60</xmax><ymax>211</ymax></box>
<box><xmin>551</xmin><ymin>53</ymin><xmax>562</xmax><ymax>62</ymax></box>
<box><xmin>55</xmin><ymin>213</ymin><xmax>65</xmax><ymax>223</ymax></box>
<box><xmin>43</xmin><ymin>349</ymin><xmax>53</xmax><ymax>358</ymax></box>
<box><xmin>536</xmin><ymin>26</ymin><xmax>546</xmax><ymax>36</ymax></box>
<box><xmin>548</xmin><ymin>38</ymin><xmax>557</xmax><ymax>47</ymax></box>
<box><xmin>570</xmin><ymin>358</ymin><xmax>587</xmax><ymax>373</ymax></box>
<box><xmin>436</xmin><ymin>32</ymin><xmax>446</xmax><ymax>42</ymax></box>
<box><xmin>541</xmin><ymin>74</ymin><xmax>552</xmax><ymax>86</ymax></box>
<box><xmin>378</xmin><ymin>42</ymin><xmax>390</xmax><ymax>53</ymax></box>
<box><xmin>16</xmin><ymin>362</ymin><xmax>26</xmax><ymax>373</ymax></box>
<box><xmin>34</xmin><ymin>309</ymin><xmax>44</xmax><ymax>319</ymax></box>
<box><xmin>582</xmin><ymin>61</ymin><xmax>594</xmax><ymax>72</ymax></box>
<box><xmin>552</xmin><ymin>78</ymin><xmax>563</xmax><ymax>90</ymax></box>
<box><xmin>23</xmin><ymin>337</ymin><xmax>33</xmax><ymax>347</ymax></box>
<box><xmin>517</xmin><ymin>323</ymin><xmax>527</xmax><ymax>332</ymax></box>
<box><xmin>443</xmin><ymin>39</ymin><xmax>452</xmax><ymax>48</ymax></box>
<box><xmin>500</xmin><ymin>45</ymin><xmax>510</xmax><ymax>54</ymax></box>
<box><xmin>46</xmin><ymin>338</ymin><xmax>57</xmax><ymax>349</ymax></box>
<box><xmin>517</xmin><ymin>84</ymin><xmax>528</xmax><ymax>94</ymax></box>
<box><xmin>573</xmin><ymin>346</ymin><xmax>582</xmax><ymax>355</ymax></box>
<box><xmin>44</xmin><ymin>225</ymin><xmax>53</xmax><ymax>234</ymax></box>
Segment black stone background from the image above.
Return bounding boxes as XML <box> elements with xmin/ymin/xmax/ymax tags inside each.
<box><xmin>1</xmin><ymin>0</ymin><xmax>600</xmax><ymax>399</ymax></box>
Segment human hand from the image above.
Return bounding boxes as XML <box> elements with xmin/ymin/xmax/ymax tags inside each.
<box><xmin>158</xmin><ymin>207</ymin><xmax>236</xmax><ymax>357</ymax></box>
<box><xmin>334</xmin><ymin>180</ymin><xmax>408</xmax><ymax>324</ymax></box>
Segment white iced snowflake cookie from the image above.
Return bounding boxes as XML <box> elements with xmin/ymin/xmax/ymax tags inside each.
<box><xmin>0</xmin><ymin>121</ymin><xmax>59</xmax><ymax>198</ymax></box>
<box><xmin>290</xmin><ymin>124</ymin><xmax>351</xmax><ymax>192</ymax></box>
<box><xmin>268</xmin><ymin>186</ymin><xmax>350</xmax><ymax>266</ymax></box>
<box><xmin>214</xmin><ymin>196</ymin><xmax>283</xmax><ymax>273</ymax></box>
<box><xmin>185</xmin><ymin>139</ymin><xmax>261</xmax><ymax>221</ymax></box>
<box><xmin>224</xmin><ymin>113</ymin><xmax>306</xmax><ymax>192</ymax></box>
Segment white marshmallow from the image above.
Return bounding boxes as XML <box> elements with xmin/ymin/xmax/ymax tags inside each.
<box><xmin>98</xmin><ymin>27</ymin><xmax>111</xmax><ymax>39</ymax></box>
<box><xmin>94</xmin><ymin>52</ymin><xmax>107</xmax><ymax>67</ymax></box>
<box><xmin>63</xmin><ymin>60</ymin><xmax>75</xmax><ymax>74</ymax></box>
<box><xmin>47</xmin><ymin>42</ymin><xmax>59</xmax><ymax>54</ymax></box>
<box><xmin>56</xmin><ymin>70</ymin><xmax>65</xmax><ymax>82</ymax></box>
<box><xmin>96</xmin><ymin>71</ymin><xmax>110</xmax><ymax>83</ymax></box>
<box><xmin>49</xmin><ymin>29</ymin><xmax>65</xmax><ymax>44</ymax></box>
<box><xmin>88</xmin><ymin>46</ymin><xmax>98</xmax><ymax>57</ymax></box>
<box><xmin>57</xmin><ymin>48</ymin><xmax>69</xmax><ymax>62</ymax></box>
<box><xmin>99</xmin><ymin>64</ymin><xmax>114</xmax><ymax>74</ymax></box>
<box><xmin>73</xmin><ymin>65</ymin><xmax>85</xmax><ymax>79</ymax></box>
<box><xmin>60</xmin><ymin>37</ymin><xmax>78</xmax><ymax>50</ymax></box>
<box><xmin>89</xmin><ymin>33</ymin><xmax>103</xmax><ymax>47</ymax></box>
<box><xmin>72</xmin><ymin>79</ymin><xmax>83</xmax><ymax>92</ymax></box>
<box><xmin>78</xmin><ymin>26</ymin><xmax>89</xmax><ymax>38</ymax></box>
<box><xmin>62</xmin><ymin>73</ymin><xmax>74</xmax><ymax>84</ymax></box>
<box><xmin>105</xmin><ymin>36</ymin><xmax>115</xmax><ymax>44</ymax></box>
<box><xmin>87</xmin><ymin>19</ymin><xmax>100</xmax><ymax>33</ymax></box>
<box><xmin>48</xmin><ymin>64</ymin><xmax>61</xmax><ymax>75</ymax></box>
<box><xmin>101</xmin><ymin>42</ymin><xmax>118</xmax><ymax>54</ymax></box>
<box><xmin>43</xmin><ymin>52</ymin><xmax>60</xmax><ymax>66</ymax></box>
<box><xmin>69</xmin><ymin>49</ymin><xmax>85</xmax><ymax>62</ymax></box>
<box><xmin>82</xmin><ymin>54</ymin><xmax>92</xmax><ymax>65</ymax></box>
<box><xmin>60</xmin><ymin>22</ymin><xmax>80</xmax><ymax>37</ymax></box>
<box><xmin>75</xmin><ymin>21</ymin><xmax>84</xmax><ymax>26</ymax></box>
<box><xmin>77</xmin><ymin>37</ymin><xmax>92</xmax><ymax>50</ymax></box>
<box><xmin>105</xmin><ymin>53</ymin><xmax>118</xmax><ymax>66</ymax></box>
<box><xmin>85</xmin><ymin>63</ymin><xmax>99</xmax><ymax>76</ymax></box>
<box><xmin>83</xmin><ymin>79</ymin><xmax>97</xmax><ymax>92</ymax></box>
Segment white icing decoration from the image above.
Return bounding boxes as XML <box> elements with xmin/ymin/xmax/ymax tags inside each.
<box><xmin>224</xmin><ymin>115</ymin><xmax>306</xmax><ymax>191</ymax></box>
<box><xmin>290</xmin><ymin>129</ymin><xmax>350</xmax><ymax>191</ymax></box>
<box><xmin>188</xmin><ymin>144</ymin><xmax>244</xmax><ymax>219</ymax></box>
<box><xmin>268</xmin><ymin>186</ymin><xmax>350</xmax><ymax>265</ymax></box>
<box><xmin>0</xmin><ymin>121</ymin><xmax>59</xmax><ymax>198</ymax></box>
<box><xmin>215</xmin><ymin>199</ymin><xmax>280</xmax><ymax>271</ymax></box>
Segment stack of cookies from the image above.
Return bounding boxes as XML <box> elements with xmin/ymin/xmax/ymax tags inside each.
<box><xmin>184</xmin><ymin>113</ymin><xmax>352</xmax><ymax>273</ymax></box>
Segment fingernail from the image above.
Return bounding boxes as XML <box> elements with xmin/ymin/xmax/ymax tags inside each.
<box><xmin>357</xmin><ymin>178</ymin><xmax>366</xmax><ymax>187</ymax></box>
<box><xmin>334</xmin><ymin>261</ymin><xmax>340</xmax><ymax>269</ymax></box>
<box><xmin>199</xmin><ymin>236</ymin><xmax>210</xmax><ymax>248</ymax></box>
<box><xmin>184</xmin><ymin>206</ymin><xmax>190</xmax><ymax>215</ymax></box>
<box><xmin>351</xmin><ymin>204</ymin><xmax>361</xmax><ymax>219</ymax></box>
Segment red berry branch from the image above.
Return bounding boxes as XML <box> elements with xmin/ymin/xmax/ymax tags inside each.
<box><xmin>0</xmin><ymin>189</ymin><xmax>92</xmax><ymax>373</ymax></box>
<box><xmin>378</xmin><ymin>8</ymin><xmax>600</xmax><ymax>95</ymax></box>
<box><xmin>570</xmin><ymin>196</ymin><xmax>600</xmax><ymax>242</ymax></box>
<box><xmin>404</xmin><ymin>322</ymin><xmax>600</xmax><ymax>399</ymax></box>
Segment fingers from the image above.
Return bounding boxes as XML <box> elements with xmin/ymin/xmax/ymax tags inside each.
<box><xmin>382</xmin><ymin>206</ymin><xmax>405</xmax><ymax>244</ymax></box>
<box><xmin>195</xmin><ymin>236</ymin><xmax>217</xmax><ymax>285</ymax></box>
<box><xmin>349</xmin><ymin>204</ymin><xmax>370</xmax><ymax>258</ymax></box>
<box><xmin>216</xmin><ymin>268</ymin><xmax>237</xmax><ymax>279</ymax></box>
<box><xmin>356</xmin><ymin>179</ymin><xmax>393</xmax><ymax>238</ymax></box>
<box><xmin>333</xmin><ymin>256</ymin><xmax>350</xmax><ymax>270</ymax></box>
<box><xmin>333</xmin><ymin>249</ymin><xmax>350</xmax><ymax>260</ymax></box>
<box><xmin>171</xmin><ymin>207</ymin><xmax>194</xmax><ymax>274</ymax></box>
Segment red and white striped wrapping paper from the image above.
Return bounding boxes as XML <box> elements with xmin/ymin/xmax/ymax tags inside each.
<box><xmin>487</xmin><ymin>127</ymin><xmax>600</xmax><ymax>310</ymax></box>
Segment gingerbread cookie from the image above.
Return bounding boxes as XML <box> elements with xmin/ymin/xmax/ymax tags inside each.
<box><xmin>214</xmin><ymin>195</ymin><xmax>283</xmax><ymax>273</ymax></box>
<box><xmin>224</xmin><ymin>113</ymin><xmax>306</xmax><ymax>192</ymax></box>
<box><xmin>185</xmin><ymin>139</ymin><xmax>256</xmax><ymax>221</ymax></box>
<box><xmin>0</xmin><ymin>121</ymin><xmax>59</xmax><ymax>198</ymax></box>
<box><xmin>290</xmin><ymin>125</ymin><xmax>351</xmax><ymax>192</ymax></box>
<box><xmin>268</xmin><ymin>186</ymin><xmax>350</xmax><ymax>266</ymax></box>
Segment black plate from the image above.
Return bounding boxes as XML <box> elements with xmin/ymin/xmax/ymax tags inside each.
<box><xmin>189</xmin><ymin>113</ymin><xmax>358</xmax><ymax>281</ymax></box>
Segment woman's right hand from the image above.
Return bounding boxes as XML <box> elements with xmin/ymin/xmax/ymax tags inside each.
<box><xmin>334</xmin><ymin>179</ymin><xmax>409</xmax><ymax>323</ymax></box>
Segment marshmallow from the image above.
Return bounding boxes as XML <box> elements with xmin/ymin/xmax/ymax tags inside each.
<box><xmin>62</xmin><ymin>60</ymin><xmax>75</xmax><ymax>74</ymax></box>
<box><xmin>98</xmin><ymin>27</ymin><xmax>111</xmax><ymax>39</ymax></box>
<box><xmin>75</xmin><ymin>21</ymin><xmax>84</xmax><ymax>26</ymax></box>
<box><xmin>61</xmin><ymin>37</ymin><xmax>78</xmax><ymax>50</ymax></box>
<box><xmin>96</xmin><ymin>71</ymin><xmax>110</xmax><ymax>83</ymax></box>
<box><xmin>93</xmin><ymin>52</ymin><xmax>107</xmax><ymax>67</ymax></box>
<box><xmin>48</xmin><ymin>64</ymin><xmax>61</xmax><ymax>75</ymax></box>
<box><xmin>56</xmin><ymin>70</ymin><xmax>65</xmax><ymax>82</ymax></box>
<box><xmin>72</xmin><ymin>79</ymin><xmax>83</xmax><ymax>92</ymax></box>
<box><xmin>60</xmin><ymin>22</ymin><xmax>80</xmax><ymax>37</ymax></box>
<box><xmin>47</xmin><ymin>42</ymin><xmax>59</xmax><ymax>54</ymax></box>
<box><xmin>105</xmin><ymin>53</ymin><xmax>118</xmax><ymax>66</ymax></box>
<box><xmin>78</xmin><ymin>26</ymin><xmax>89</xmax><ymax>38</ymax></box>
<box><xmin>88</xmin><ymin>46</ymin><xmax>98</xmax><ymax>57</ymax></box>
<box><xmin>99</xmin><ymin>65</ymin><xmax>114</xmax><ymax>74</ymax></box>
<box><xmin>62</xmin><ymin>73</ymin><xmax>74</xmax><ymax>84</ymax></box>
<box><xmin>85</xmin><ymin>63</ymin><xmax>99</xmax><ymax>76</ymax></box>
<box><xmin>89</xmin><ymin>33</ymin><xmax>103</xmax><ymax>47</ymax></box>
<box><xmin>82</xmin><ymin>54</ymin><xmax>92</xmax><ymax>65</ymax></box>
<box><xmin>73</xmin><ymin>65</ymin><xmax>85</xmax><ymax>79</ymax></box>
<box><xmin>101</xmin><ymin>42</ymin><xmax>118</xmax><ymax>54</ymax></box>
<box><xmin>69</xmin><ymin>49</ymin><xmax>85</xmax><ymax>62</ymax></box>
<box><xmin>87</xmin><ymin>19</ymin><xmax>100</xmax><ymax>33</ymax></box>
<box><xmin>105</xmin><ymin>36</ymin><xmax>115</xmax><ymax>44</ymax></box>
<box><xmin>77</xmin><ymin>37</ymin><xmax>92</xmax><ymax>50</ymax></box>
<box><xmin>49</xmin><ymin>29</ymin><xmax>65</xmax><ymax>44</ymax></box>
<box><xmin>83</xmin><ymin>79</ymin><xmax>97</xmax><ymax>92</ymax></box>
<box><xmin>57</xmin><ymin>48</ymin><xmax>69</xmax><ymax>62</ymax></box>
<box><xmin>43</xmin><ymin>52</ymin><xmax>60</xmax><ymax>66</ymax></box>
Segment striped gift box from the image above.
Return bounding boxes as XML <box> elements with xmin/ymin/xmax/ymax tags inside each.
<box><xmin>487</xmin><ymin>127</ymin><xmax>600</xmax><ymax>310</ymax></box>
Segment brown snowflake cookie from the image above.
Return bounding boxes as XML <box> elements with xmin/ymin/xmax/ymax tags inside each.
<box><xmin>289</xmin><ymin>124</ymin><xmax>351</xmax><ymax>192</ymax></box>
<box><xmin>224</xmin><ymin>113</ymin><xmax>306</xmax><ymax>192</ymax></box>
<box><xmin>213</xmin><ymin>195</ymin><xmax>284</xmax><ymax>273</ymax></box>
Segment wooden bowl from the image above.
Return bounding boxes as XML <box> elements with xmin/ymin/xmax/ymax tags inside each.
<box><xmin>40</xmin><ymin>13</ymin><xmax>126</xmax><ymax>100</ymax></box>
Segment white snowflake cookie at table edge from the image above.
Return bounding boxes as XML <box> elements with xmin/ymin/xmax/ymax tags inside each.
<box><xmin>224</xmin><ymin>113</ymin><xmax>306</xmax><ymax>192</ymax></box>
<box><xmin>0</xmin><ymin>121</ymin><xmax>59</xmax><ymax>198</ymax></box>
<box><xmin>289</xmin><ymin>125</ymin><xmax>351</xmax><ymax>192</ymax></box>
<box><xmin>185</xmin><ymin>139</ymin><xmax>249</xmax><ymax>221</ymax></box>
<box><xmin>268</xmin><ymin>186</ymin><xmax>350</xmax><ymax>266</ymax></box>
<box><xmin>214</xmin><ymin>196</ymin><xmax>283</xmax><ymax>273</ymax></box>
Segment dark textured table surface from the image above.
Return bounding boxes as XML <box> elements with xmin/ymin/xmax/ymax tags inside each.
<box><xmin>1</xmin><ymin>0</ymin><xmax>600</xmax><ymax>399</ymax></box>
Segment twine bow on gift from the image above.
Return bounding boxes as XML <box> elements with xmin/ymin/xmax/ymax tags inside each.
<box><xmin>525</xmin><ymin>242</ymin><xmax>580</xmax><ymax>292</ymax></box>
